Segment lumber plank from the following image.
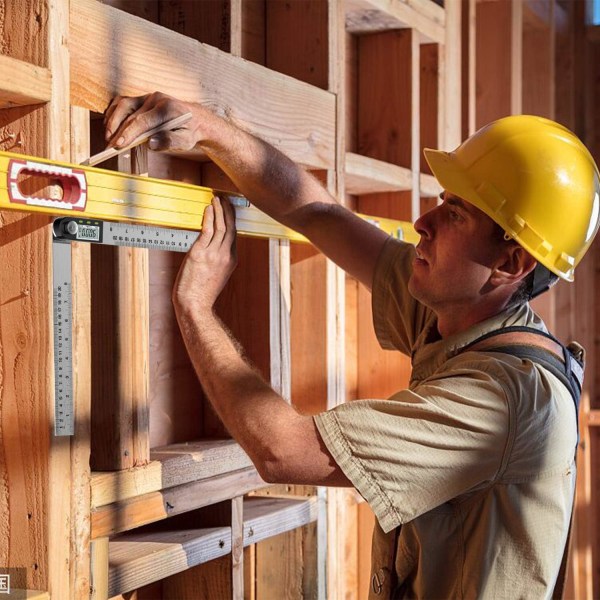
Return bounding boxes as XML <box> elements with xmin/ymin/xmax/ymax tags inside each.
<box><xmin>420</xmin><ymin>43</ymin><xmax>439</xmax><ymax>173</ymax></box>
<box><xmin>243</xmin><ymin>497</ymin><xmax>319</xmax><ymax>547</ymax></box>
<box><xmin>345</xmin><ymin>152</ymin><xmax>412</xmax><ymax>195</ymax></box>
<box><xmin>108</xmin><ymin>526</ymin><xmax>231</xmax><ymax>597</ymax></box>
<box><xmin>0</xmin><ymin>55</ymin><xmax>52</xmax><ymax>107</ymax></box>
<box><xmin>90</xmin><ymin>149</ymin><xmax>150</xmax><ymax>471</ymax></box>
<box><xmin>232</xmin><ymin>497</ymin><xmax>244</xmax><ymax>600</ymax></box>
<box><xmin>419</xmin><ymin>173</ymin><xmax>442</xmax><ymax>198</ymax></box>
<box><xmin>443</xmin><ymin>0</ymin><xmax>462</xmax><ymax>150</ymax></box>
<box><xmin>345</xmin><ymin>0</ymin><xmax>445</xmax><ymax>43</ymax></box>
<box><xmin>91</xmin><ymin>537</ymin><xmax>109</xmax><ymax>600</ymax></box>
<box><xmin>11</xmin><ymin>592</ymin><xmax>51</xmax><ymax>600</ymax></box>
<box><xmin>158</xmin><ymin>0</ymin><xmax>231</xmax><ymax>50</ymax></box>
<box><xmin>69</xmin><ymin>0</ymin><xmax>335</xmax><ymax>170</ymax></box>
<box><xmin>266</xmin><ymin>0</ymin><xmax>329</xmax><ymax>90</ymax></box>
<box><xmin>92</xmin><ymin>467</ymin><xmax>266</xmax><ymax>538</ymax></box>
<box><xmin>163</xmin><ymin>555</ymin><xmax>232</xmax><ymax>599</ymax></box>
<box><xmin>70</xmin><ymin>106</ymin><xmax>93</xmax><ymax>600</ymax></box>
<box><xmin>475</xmin><ymin>0</ymin><xmax>521</xmax><ymax>128</ymax></box>
<box><xmin>91</xmin><ymin>439</ymin><xmax>253</xmax><ymax>508</ymax></box>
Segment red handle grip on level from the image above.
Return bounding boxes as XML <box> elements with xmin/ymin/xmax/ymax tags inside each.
<box><xmin>8</xmin><ymin>158</ymin><xmax>88</xmax><ymax>211</ymax></box>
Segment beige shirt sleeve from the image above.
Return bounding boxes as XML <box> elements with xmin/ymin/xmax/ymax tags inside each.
<box><xmin>314</xmin><ymin>358</ymin><xmax>510</xmax><ymax>533</ymax></box>
<box><xmin>371</xmin><ymin>237</ymin><xmax>435</xmax><ymax>355</ymax></box>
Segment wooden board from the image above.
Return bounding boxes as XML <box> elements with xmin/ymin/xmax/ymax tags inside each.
<box><xmin>243</xmin><ymin>497</ymin><xmax>318</xmax><ymax>546</ymax></box>
<box><xmin>345</xmin><ymin>0</ymin><xmax>445</xmax><ymax>44</ymax></box>
<box><xmin>91</xmin><ymin>467</ymin><xmax>266</xmax><ymax>538</ymax></box>
<box><xmin>108</xmin><ymin>526</ymin><xmax>231</xmax><ymax>597</ymax></box>
<box><xmin>70</xmin><ymin>0</ymin><xmax>336</xmax><ymax>170</ymax></box>
<box><xmin>0</xmin><ymin>55</ymin><xmax>52</xmax><ymax>107</ymax></box>
<box><xmin>475</xmin><ymin>0</ymin><xmax>521</xmax><ymax>128</ymax></box>
<box><xmin>91</xmin><ymin>439</ymin><xmax>253</xmax><ymax>508</ymax></box>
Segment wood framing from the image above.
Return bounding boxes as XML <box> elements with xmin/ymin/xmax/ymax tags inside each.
<box><xmin>17</xmin><ymin>1</ymin><xmax>599</xmax><ymax>599</ymax></box>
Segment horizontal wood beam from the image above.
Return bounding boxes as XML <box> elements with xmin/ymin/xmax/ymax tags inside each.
<box><xmin>0</xmin><ymin>55</ymin><xmax>52</xmax><ymax>107</ymax></box>
<box><xmin>70</xmin><ymin>0</ymin><xmax>335</xmax><ymax>169</ymax></box>
<box><xmin>107</xmin><ymin>496</ymin><xmax>318</xmax><ymax>597</ymax></box>
<box><xmin>243</xmin><ymin>497</ymin><xmax>318</xmax><ymax>546</ymax></box>
<box><xmin>419</xmin><ymin>172</ymin><xmax>442</xmax><ymax>197</ymax></box>
<box><xmin>345</xmin><ymin>152</ymin><xmax>412</xmax><ymax>194</ymax></box>
<box><xmin>345</xmin><ymin>153</ymin><xmax>441</xmax><ymax>199</ymax></box>
<box><xmin>91</xmin><ymin>439</ymin><xmax>252</xmax><ymax>508</ymax></box>
<box><xmin>109</xmin><ymin>526</ymin><xmax>232</xmax><ymax>597</ymax></box>
<box><xmin>345</xmin><ymin>0</ymin><xmax>445</xmax><ymax>43</ymax></box>
<box><xmin>91</xmin><ymin>467</ymin><xmax>266</xmax><ymax>538</ymax></box>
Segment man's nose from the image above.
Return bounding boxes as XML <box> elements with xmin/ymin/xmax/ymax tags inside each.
<box><xmin>414</xmin><ymin>207</ymin><xmax>437</xmax><ymax>239</ymax></box>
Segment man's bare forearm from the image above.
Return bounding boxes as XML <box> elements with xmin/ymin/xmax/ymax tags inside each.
<box><xmin>192</xmin><ymin>104</ymin><xmax>337</xmax><ymax>233</ymax></box>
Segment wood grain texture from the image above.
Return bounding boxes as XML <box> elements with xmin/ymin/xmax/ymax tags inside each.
<box><xmin>345</xmin><ymin>0</ymin><xmax>445</xmax><ymax>43</ymax></box>
<box><xmin>290</xmin><ymin>245</ymin><xmax>328</xmax><ymax>415</ymax></box>
<box><xmin>92</xmin><ymin>467</ymin><xmax>266</xmax><ymax>538</ymax></box>
<box><xmin>0</xmin><ymin>55</ymin><xmax>51</xmax><ymax>107</ymax></box>
<box><xmin>163</xmin><ymin>555</ymin><xmax>232</xmax><ymax>599</ymax></box>
<box><xmin>266</xmin><ymin>0</ymin><xmax>329</xmax><ymax>90</ymax></box>
<box><xmin>92</xmin><ymin>439</ymin><xmax>253</xmax><ymax>508</ymax></box>
<box><xmin>159</xmin><ymin>0</ymin><xmax>231</xmax><ymax>50</ymax></box>
<box><xmin>70</xmin><ymin>106</ymin><xmax>92</xmax><ymax>600</ymax></box>
<box><xmin>70</xmin><ymin>0</ymin><xmax>335</xmax><ymax>169</ymax></box>
<box><xmin>243</xmin><ymin>497</ymin><xmax>318</xmax><ymax>547</ymax></box>
<box><xmin>0</xmin><ymin>0</ymin><xmax>74</xmax><ymax>595</ymax></box>
<box><xmin>420</xmin><ymin>43</ymin><xmax>438</xmax><ymax>174</ymax></box>
<box><xmin>108</xmin><ymin>526</ymin><xmax>231</xmax><ymax>597</ymax></box>
<box><xmin>345</xmin><ymin>152</ymin><xmax>412</xmax><ymax>195</ymax></box>
<box><xmin>90</xmin><ymin>150</ymin><xmax>150</xmax><ymax>471</ymax></box>
<box><xmin>475</xmin><ymin>0</ymin><xmax>516</xmax><ymax>128</ymax></box>
<box><xmin>91</xmin><ymin>537</ymin><xmax>109</xmax><ymax>600</ymax></box>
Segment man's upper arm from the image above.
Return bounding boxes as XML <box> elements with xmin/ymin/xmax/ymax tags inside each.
<box><xmin>296</xmin><ymin>202</ymin><xmax>391</xmax><ymax>290</ymax></box>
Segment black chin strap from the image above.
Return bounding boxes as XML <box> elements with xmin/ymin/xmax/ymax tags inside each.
<box><xmin>530</xmin><ymin>263</ymin><xmax>559</xmax><ymax>299</ymax></box>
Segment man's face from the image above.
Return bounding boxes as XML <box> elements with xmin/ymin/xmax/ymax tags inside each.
<box><xmin>408</xmin><ymin>192</ymin><xmax>506</xmax><ymax>311</ymax></box>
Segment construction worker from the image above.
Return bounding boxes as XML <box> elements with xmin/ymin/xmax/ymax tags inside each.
<box><xmin>105</xmin><ymin>92</ymin><xmax>600</xmax><ymax>599</ymax></box>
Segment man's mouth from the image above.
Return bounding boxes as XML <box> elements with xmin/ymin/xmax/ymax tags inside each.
<box><xmin>414</xmin><ymin>247</ymin><xmax>428</xmax><ymax>265</ymax></box>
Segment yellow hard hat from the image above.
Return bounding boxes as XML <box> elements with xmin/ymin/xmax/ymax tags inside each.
<box><xmin>424</xmin><ymin>115</ymin><xmax>600</xmax><ymax>281</ymax></box>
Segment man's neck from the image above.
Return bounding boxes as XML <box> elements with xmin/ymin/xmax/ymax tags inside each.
<box><xmin>435</xmin><ymin>299</ymin><xmax>514</xmax><ymax>338</ymax></box>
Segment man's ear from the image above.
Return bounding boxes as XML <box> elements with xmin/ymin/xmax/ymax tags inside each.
<box><xmin>489</xmin><ymin>244</ymin><xmax>537</xmax><ymax>288</ymax></box>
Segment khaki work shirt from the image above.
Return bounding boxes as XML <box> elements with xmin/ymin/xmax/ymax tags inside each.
<box><xmin>314</xmin><ymin>238</ymin><xmax>577</xmax><ymax>599</ymax></box>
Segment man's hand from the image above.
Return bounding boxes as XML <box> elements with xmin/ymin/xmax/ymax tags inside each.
<box><xmin>104</xmin><ymin>91</ymin><xmax>204</xmax><ymax>152</ymax></box>
<box><xmin>173</xmin><ymin>196</ymin><xmax>237</xmax><ymax>312</ymax></box>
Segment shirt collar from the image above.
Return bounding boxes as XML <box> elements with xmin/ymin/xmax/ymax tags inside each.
<box><xmin>410</xmin><ymin>303</ymin><xmax>548</xmax><ymax>383</ymax></box>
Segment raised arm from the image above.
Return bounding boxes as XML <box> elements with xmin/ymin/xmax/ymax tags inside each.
<box><xmin>104</xmin><ymin>92</ymin><xmax>390</xmax><ymax>289</ymax></box>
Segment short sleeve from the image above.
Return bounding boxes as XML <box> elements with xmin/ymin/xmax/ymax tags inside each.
<box><xmin>371</xmin><ymin>237</ymin><xmax>435</xmax><ymax>355</ymax></box>
<box><xmin>314</xmin><ymin>367</ymin><xmax>510</xmax><ymax>533</ymax></box>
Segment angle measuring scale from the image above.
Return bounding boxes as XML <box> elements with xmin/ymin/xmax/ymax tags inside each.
<box><xmin>51</xmin><ymin>217</ymin><xmax>202</xmax><ymax>436</ymax></box>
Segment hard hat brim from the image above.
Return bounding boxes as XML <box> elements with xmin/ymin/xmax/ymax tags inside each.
<box><xmin>423</xmin><ymin>148</ymin><xmax>479</xmax><ymax>211</ymax></box>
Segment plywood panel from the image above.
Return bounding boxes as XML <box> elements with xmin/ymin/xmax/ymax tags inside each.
<box><xmin>266</xmin><ymin>0</ymin><xmax>329</xmax><ymax>89</ymax></box>
<box><xmin>475</xmin><ymin>0</ymin><xmax>517</xmax><ymax>128</ymax></box>
<box><xmin>290</xmin><ymin>245</ymin><xmax>328</xmax><ymax>415</ymax></box>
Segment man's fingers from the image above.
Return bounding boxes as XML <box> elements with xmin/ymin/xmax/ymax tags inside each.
<box><xmin>211</xmin><ymin>197</ymin><xmax>227</xmax><ymax>246</ymax></box>
<box><xmin>104</xmin><ymin>95</ymin><xmax>145</xmax><ymax>141</ymax></box>
<box><xmin>222</xmin><ymin>197</ymin><xmax>237</xmax><ymax>247</ymax></box>
<box><xmin>107</xmin><ymin>95</ymin><xmax>183</xmax><ymax>148</ymax></box>
<box><xmin>197</xmin><ymin>204</ymin><xmax>214</xmax><ymax>249</ymax></box>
